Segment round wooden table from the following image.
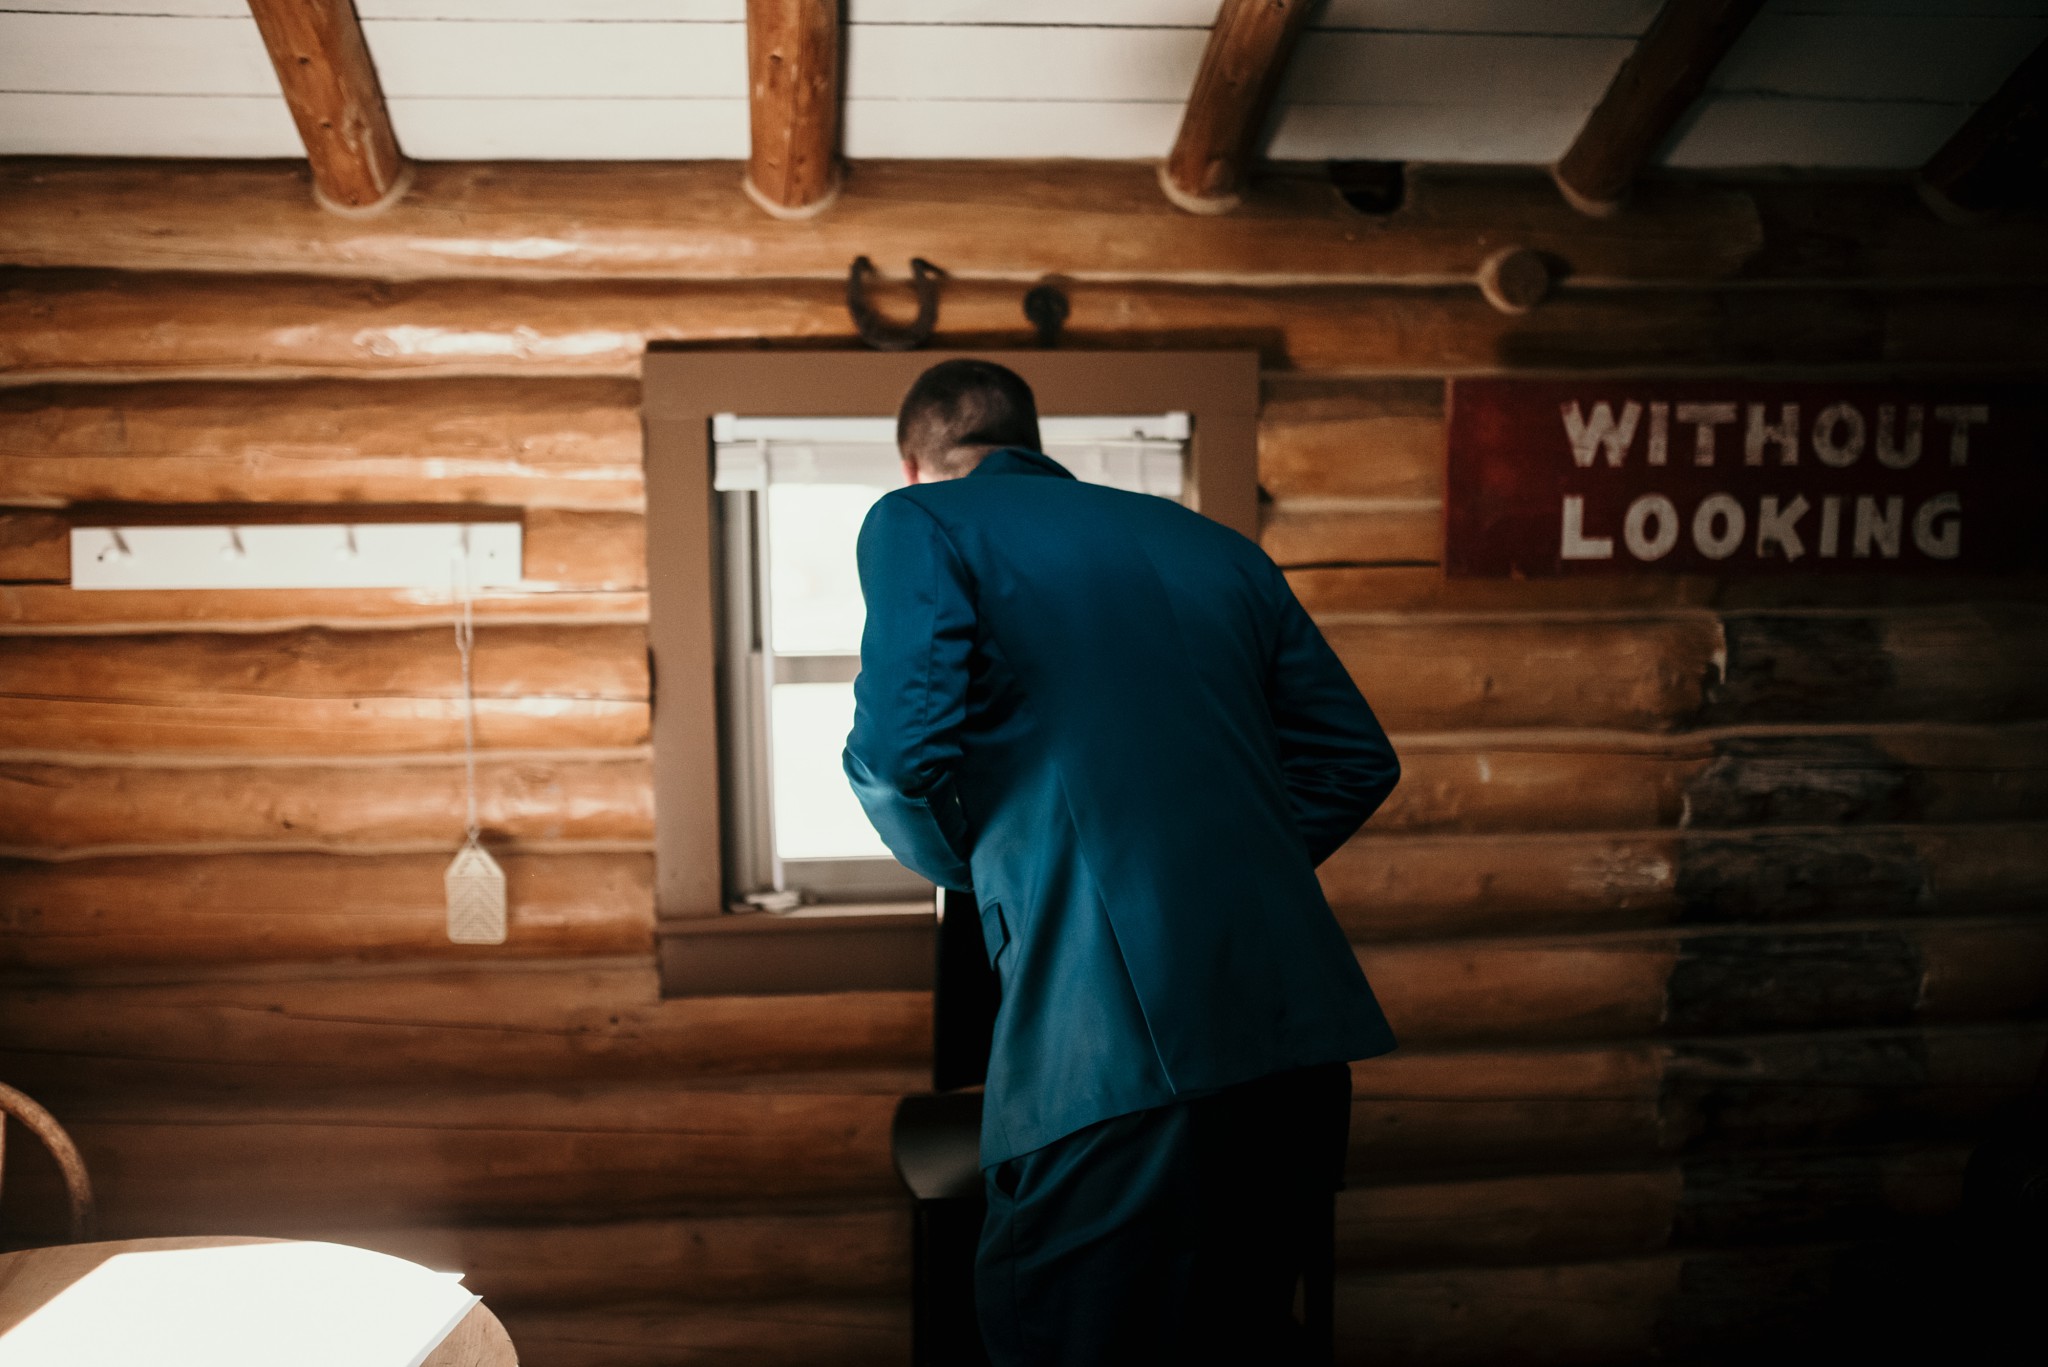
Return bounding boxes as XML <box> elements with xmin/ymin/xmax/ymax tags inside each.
<box><xmin>0</xmin><ymin>1236</ymin><xmax>517</xmax><ymax>1365</ymax></box>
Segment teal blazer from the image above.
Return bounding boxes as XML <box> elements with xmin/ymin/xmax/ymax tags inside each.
<box><xmin>845</xmin><ymin>448</ymin><xmax>1399</xmax><ymax>1164</ymax></box>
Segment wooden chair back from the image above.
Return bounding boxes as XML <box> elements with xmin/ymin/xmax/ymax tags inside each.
<box><xmin>0</xmin><ymin>1083</ymin><xmax>96</xmax><ymax>1244</ymax></box>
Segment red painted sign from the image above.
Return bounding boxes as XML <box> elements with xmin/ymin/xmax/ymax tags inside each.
<box><xmin>1445</xmin><ymin>380</ymin><xmax>2047</xmax><ymax>576</ymax></box>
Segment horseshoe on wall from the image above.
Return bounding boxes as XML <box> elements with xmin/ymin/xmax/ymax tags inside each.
<box><xmin>847</xmin><ymin>256</ymin><xmax>945</xmax><ymax>351</ymax></box>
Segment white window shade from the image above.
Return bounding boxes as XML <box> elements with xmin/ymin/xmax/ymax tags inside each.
<box><xmin>712</xmin><ymin>413</ymin><xmax>1188</xmax><ymax>497</ymax></box>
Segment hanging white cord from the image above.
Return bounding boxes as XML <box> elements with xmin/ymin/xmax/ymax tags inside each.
<box><xmin>445</xmin><ymin>540</ymin><xmax>507</xmax><ymax>945</ymax></box>
<box><xmin>455</xmin><ymin>549</ymin><xmax>479</xmax><ymax>844</ymax></box>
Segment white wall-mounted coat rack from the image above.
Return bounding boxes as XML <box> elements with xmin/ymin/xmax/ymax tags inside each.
<box><xmin>70</xmin><ymin>521</ymin><xmax>524</xmax><ymax>592</ymax></box>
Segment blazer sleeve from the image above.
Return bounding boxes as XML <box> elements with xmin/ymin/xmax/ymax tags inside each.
<box><xmin>1266</xmin><ymin>568</ymin><xmax>1401</xmax><ymax>866</ymax></box>
<box><xmin>842</xmin><ymin>493</ymin><xmax>977</xmax><ymax>891</ymax></box>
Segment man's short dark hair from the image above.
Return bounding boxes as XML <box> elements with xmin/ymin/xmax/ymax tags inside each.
<box><xmin>897</xmin><ymin>359</ymin><xmax>1041</xmax><ymax>478</ymax></box>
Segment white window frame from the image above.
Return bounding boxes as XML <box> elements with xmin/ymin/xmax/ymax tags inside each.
<box><xmin>713</xmin><ymin>413</ymin><xmax>1191</xmax><ymax>912</ymax></box>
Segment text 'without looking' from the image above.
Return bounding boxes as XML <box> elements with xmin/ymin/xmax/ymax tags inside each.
<box><xmin>1556</xmin><ymin>400</ymin><xmax>1983</xmax><ymax>564</ymax></box>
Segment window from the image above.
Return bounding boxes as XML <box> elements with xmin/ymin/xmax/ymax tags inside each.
<box><xmin>644</xmin><ymin>351</ymin><xmax>1258</xmax><ymax>996</ymax></box>
<box><xmin>712</xmin><ymin>414</ymin><xmax>1192</xmax><ymax>912</ymax></box>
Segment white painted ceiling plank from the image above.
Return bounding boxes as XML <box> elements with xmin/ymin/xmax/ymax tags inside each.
<box><xmin>1712</xmin><ymin>13</ymin><xmax>2048</xmax><ymax>101</ymax></box>
<box><xmin>1283</xmin><ymin>32</ymin><xmax>1634</xmax><ymax>104</ymax></box>
<box><xmin>0</xmin><ymin>93</ymin><xmax>303</xmax><ymax>155</ymax></box>
<box><xmin>387</xmin><ymin>97</ymin><xmax>748</xmax><ymax>159</ymax></box>
<box><xmin>0</xmin><ymin>13</ymin><xmax>284</xmax><ymax>96</ymax></box>
<box><xmin>1</xmin><ymin>2</ymin><xmax>251</xmax><ymax>15</ymax></box>
<box><xmin>359</xmin><ymin>19</ymin><xmax>748</xmax><ymax>98</ymax></box>
<box><xmin>357</xmin><ymin>1</ymin><xmax>744</xmax><ymax>18</ymax></box>
<box><xmin>1664</xmin><ymin>94</ymin><xmax>1972</xmax><ymax>167</ymax></box>
<box><xmin>846</xmin><ymin>25</ymin><xmax>1207</xmax><ymax>102</ymax></box>
<box><xmin>1267</xmin><ymin>101</ymin><xmax>1595</xmax><ymax>163</ymax></box>
<box><xmin>844</xmin><ymin>99</ymin><xmax>1182</xmax><ymax>158</ymax></box>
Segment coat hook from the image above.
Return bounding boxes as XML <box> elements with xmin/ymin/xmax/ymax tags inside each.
<box><xmin>220</xmin><ymin>526</ymin><xmax>247</xmax><ymax>561</ymax></box>
<box><xmin>99</xmin><ymin>528</ymin><xmax>133</xmax><ymax>563</ymax></box>
<box><xmin>336</xmin><ymin>524</ymin><xmax>360</xmax><ymax>560</ymax></box>
<box><xmin>847</xmin><ymin>256</ymin><xmax>945</xmax><ymax>352</ymax></box>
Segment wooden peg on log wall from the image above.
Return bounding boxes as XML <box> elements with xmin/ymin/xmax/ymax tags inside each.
<box><xmin>1161</xmin><ymin>0</ymin><xmax>1317</xmax><ymax>215</ymax></box>
<box><xmin>1917</xmin><ymin>39</ymin><xmax>2048</xmax><ymax>226</ymax></box>
<box><xmin>244</xmin><ymin>0</ymin><xmax>410</xmax><ymax>216</ymax></box>
<box><xmin>744</xmin><ymin>0</ymin><xmax>844</xmax><ymax>220</ymax></box>
<box><xmin>1552</xmin><ymin>0</ymin><xmax>1765</xmax><ymax>218</ymax></box>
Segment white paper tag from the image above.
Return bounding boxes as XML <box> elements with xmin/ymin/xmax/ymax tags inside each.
<box><xmin>445</xmin><ymin>840</ymin><xmax>507</xmax><ymax>945</ymax></box>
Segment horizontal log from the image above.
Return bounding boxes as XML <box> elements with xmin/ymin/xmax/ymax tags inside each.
<box><xmin>174</xmin><ymin>1143</ymin><xmax>1965</xmax><ymax>1312</ymax></box>
<box><xmin>1330</xmin><ymin>615</ymin><xmax>1723</xmax><ymax>732</ymax></box>
<box><xmin>1379</xmin><ymin>743</ymin><xmax>1694</xmax><ymax>834</ymax></box>
<box><xmin>1325</xmin><ymin>824</ymin><xmax>2048</xmax><ymax>939</ymax></box>
<box><xmin>1704</xmin><ymin>605</ymin><xmax>2048</xmax><ymax>727</ymax></box>
<box><xmin>0</xmin><ymin>585</ymin><xmax>647</xmax><ymax>632</ymax></box>
<box><xmin>1340</xmin><ymin>607</ymin><xmax>2048</xmax><ymax>735</ymax></box>
<box><xmin>9</xmin><ymin>161</ymin><xmax>2045</xmax><ymax>289</ymax></box>
<box><xmin>1</xmin><ymin>1029</ymin><xmax>2031</xmax><ymax>1248</ymax></box>
<box><xmin>0</xmin><ymin>753</ymin><xmax>652</xmax><ymax>856</ymax></box>
<box><xmin>1262</xmin><ymin>500</ymin><xmax>1441</xmax><ymax>567</ymax></box>
<box><xmin>0</xmin><ymin>963</ymin><xmax>927</xmax><ymax>1097</ymax></box>
<box><xmin>0</xmin><ymin>509</ymin><xmax>65</xmax><ymax>580</ymax></box>
<box><xmin>1340</xmin><ymin>1143</ymin><xmax>1968</xmax><ymax>1271</ymax></box>
<box><xmin>22</xmin><ymin>697</ymin><xmax>2030</xmax><ymax>858</ymax></box>
<box><xmin>1257</xmin><ymin>379</ymin><xmax>1444</xmax><ymax>502</ymax></box>
<box><xmin>344</xmin><ymin>1209</ymin><xmax>910</xmax><ymax>1308</ymax></box>
<box><xmin>12</xmin><ymin>271</ymin><xmax>2043</xmax><ymax>384</ymax></box>
<box><xmin>1356</xmin><ymin>726</ymin><xmax>2045</xmax><ymax>840</ymax></box>
<box><xmin>1353</xmin><ymin>1026</ymin><xmax>2045</xmax><ymax>1173</ymax></box>
<box><xmin>0</xmin><ymin>1081</ymin><xmax>909</xmax><ymax>1235</ymax></box>
<box><xmin>1673</xmin><ymin>728</ymin><xmax>2048</xmax><ymax>830</ymax></box>
<box><xmin>1351</xmin><ymin>1042</ymin><xmax>1667</xmax><ymax>1178</ymax></box>
<box><xmin>1288</xmin><ymin>565</ymin><xmax>2048</xmax><ymax>616</ymax></box>
<box><xmin>1383</xmin><ymin>726</ymin><xmax>2048</xmax><ymax>834</ymax></box>
<box><xmin>29</xmin><ymin>608</ymin><xmax>2037</xmax><ymax>757</ymax></box>
<box><xmin>0</xmin><ymin>160</ymin><xmax>1765</xmax><ymax>285</ymax></box>
<box><xmin>495</xmin><ymin>1300</ymin><xmax>904</xmax><ymax>1367</ymax></box>
<box><xmin>7</xmin><ymin>820</ymin><xmax>2036</xmax><ymax>973</ymax></box>
<box><xmin>0</xmin><ymin>375</ymin><xmax>1431</xmax><ymax>517</ymax></box>
<box><xmin>0</xmin><ymin>623</ymin><xmax>648</xmax><ymax>754</ymax></box>
<box><xmin>0</xmin><ymin>852</ymin><xmax>654</xmax><ymax>970</ymax></box>
<box><xmin>1363</xmin><ymin>921</ymin><xmax>2048</xmax><ymax>1046</ymax></box>
<box><xmin>8</xmin><ymin>916</ymin><xmax>2035</xmax><ymax>1089</ymax></box>
<box><xmin>0</xmin><ymin>379</ymin><xmax>644</xmax><ymax>511</ymax></box>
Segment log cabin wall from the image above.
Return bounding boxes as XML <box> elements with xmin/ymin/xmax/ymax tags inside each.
<box><xmin>1</xmin><ymin>159</ymin><xmax>2044</xmax><ymax>1365</ymax></box>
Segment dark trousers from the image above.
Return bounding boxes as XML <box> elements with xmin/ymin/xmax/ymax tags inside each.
<box><xmin>976</xmin><ymin>1062</ymin><xmax>1352</xmax><ymax>1367</ymax></box>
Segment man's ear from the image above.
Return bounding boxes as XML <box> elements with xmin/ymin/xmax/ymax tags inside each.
<box><xmin>901</xmin><ymin>457</ymin><xmax>922</xmax><ymax>486</ymax></box>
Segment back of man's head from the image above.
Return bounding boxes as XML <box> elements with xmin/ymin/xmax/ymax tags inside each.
<box><xmin>897</xmin><ymin>359</ymin><xmax>1041</xmax><ymax>480</ymax></box>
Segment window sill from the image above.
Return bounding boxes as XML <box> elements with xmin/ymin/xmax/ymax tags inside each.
<box><xmin>658</xmin><ymin>906</ymin><xmax>936</xmax><ymax>997</ymax></box>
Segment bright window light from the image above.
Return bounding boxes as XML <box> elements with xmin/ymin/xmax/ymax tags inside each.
<box><xmin>715</xmin><ymin>413</ymin><xmax>1189</xmax><ymax>907</ymax></box>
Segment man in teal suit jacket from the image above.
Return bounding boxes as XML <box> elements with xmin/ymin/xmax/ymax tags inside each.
<box><xmin>846</xmin><ymin>360</ymin><xmax>1399</xmax><ymax>1364</ymax></box>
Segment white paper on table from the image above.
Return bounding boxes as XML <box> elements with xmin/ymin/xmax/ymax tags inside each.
<box><xmin>0</xmin><ymin>1241</ymin><xmax>480</xmax><ymax>1367</ymax></box>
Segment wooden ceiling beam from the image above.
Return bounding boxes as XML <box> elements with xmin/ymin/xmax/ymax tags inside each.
<box><xmin>1552</xmin><ymin>0</ymin><xmax>1765</xmax><ymax>218</ymax></box>
<box><xmin>744</xmin><ymin>0</ymin><xmax>844</xmax><ymax>219</ymax></box>
<box><xmin>244</xmin><ymin>0</ymin><xmax>409</xmax><ymax>216</ymax></box>
<box><xmin>18</xmin><ymin>161</ymin><xmax>2048</xmax><ymax>288</ymax></box>
<box><xmin>1161</xmin><ymin>0</ymin><xmax>1317</xmax><ymax>215</ymax></box>
<box><xmin>1917</xmin><ymin>39</ymin><xmax>2048</xmax><ymax>226</ymax></box>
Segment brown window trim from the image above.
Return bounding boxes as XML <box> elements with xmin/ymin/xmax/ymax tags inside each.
<box><xmin>644</xmin><ymin>349</ymin><xmax>1260</xmax><ymax>997</ymax></box>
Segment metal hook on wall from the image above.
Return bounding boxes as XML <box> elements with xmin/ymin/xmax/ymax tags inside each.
<box><xmin>846</xmin><ymin>256</ymin><xmax>945</xmax><ymax>352</ymax></box>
